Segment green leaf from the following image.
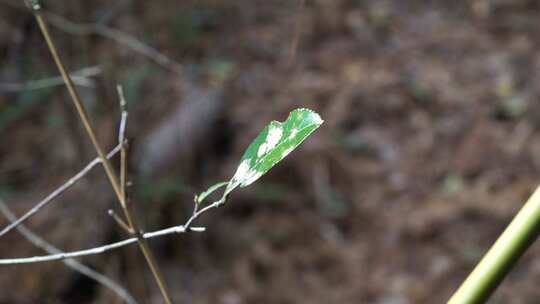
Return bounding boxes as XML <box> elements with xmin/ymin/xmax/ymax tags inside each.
<box><xmin>225</xmin><ymin>108</ymin><xmax>323</xmax><ymax>196</ymax></box>
<box><xmin>196</xmin><ymin>181</ymin><xmax>228</xmax><ymax>204</ymax></box>
<box><xmin>195</xmin><ymin>108</ymin><xmax>323</xmax><ymax>206</ymax></box>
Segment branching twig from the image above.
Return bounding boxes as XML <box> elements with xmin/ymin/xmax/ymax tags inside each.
<box><xmin>0</xmin><ymin>66</ymin><xmax>101</xmax><ymax>93</ymax></box>
<box><xmin>108</xmin><ymin>209</ymin><xmax>133</xmax><ymax>234</ymax></box>
<box><xmin>111</xmin><ymin>85</ymin><xmax>174</xmax><ymax>303</ymax></box>
<box><xmin>29</xmin><ymin>6</ymin><xmax>174</xmax><ymax>303</ymax></box>
<box><xmin>0</xmin><ymin>200</ymin><xmax>138</xmax><ymax>304</ymax></box>
<box><xmin>108</xmin><ymin>86</ymin><xmax>134</xmax><ymax>235</ymax></box>
<box><xmin>0</xmin><ymin>198</ymin><xmax>221</xmax><ymax>265</ymax></box>
<box><xmin>0</xmin><ymin>144</ymin><xmax>122</xmax><ymax>238</ymax></box>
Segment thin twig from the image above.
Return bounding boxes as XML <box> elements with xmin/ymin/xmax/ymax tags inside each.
<box><xmin>32</xmin><ymin>9</ymin><xmax>173</xmax><ymax>303</ymax></box>
<box><xmin>108</xmin><ymin>209</ymin><xmax>133</xmax><ymax>234</ymax></box>
<box><xmin>0</xmin><ymin>200</ymin><xmax>138</xmax><ymax>304</ymax></box>
<box><xmin>0</xmin><ymin>0</ymin><xmax>182</xmax><ymax>75</ymax></box>
<box><xmin>45</xmin><ymin>12</ymin><xmax>183</xmax><ymax>75</ymax></box>
<box><xmin>117</xmin><ymin>85</ymin><xmax>128</xmax><ymax>205</ymax></box>
<box><xmin>109</xmin><ymin>85</ymin><xmax>132</xmax><ymax>235</ymax></box>
<box><xmin>0</xmin><ymin>197</ymin><xmax>222</xmax><ymax>265</ymax></box>
<box><xmin>0</xmin><ymin>144</ymin><xmax>122</xmax><ymax>238</ymax></box>
<box><xmin>0</xmin><ymin>66</ymin><xmax>101</xmax><ymax>93</ymax></box>
<box><xmin>113</xmin><ymin>85</ymin><xmax>174</xmax><ymax>303</ymax></box>
<box><xmin>35</xmin><ymin>12</ymin><xmax>126</xmax><ymax>208</ymax></box>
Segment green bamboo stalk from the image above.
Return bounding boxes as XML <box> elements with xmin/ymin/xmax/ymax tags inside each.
<box><xmin>448</xmin><ymin>185</ymin><xmax>540</xmax><ymax>303</ymax></box>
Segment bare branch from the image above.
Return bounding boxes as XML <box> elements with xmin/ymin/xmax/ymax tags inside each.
<box><xmin>0</xmin><ymin>197</ymin><xmax>224</xmax><ymax>265</ymax></box>
<box><xmin>108</xmin><ymin>209</ymin><xmax>133</xmax><ymax>235</ymax></box>
<box><xmin>117</xmin><ymin>85</ymin><xmax>128</xmax><ymax>147</ymax></box>
<box><xmin>32</xmin><ymin>14</ymin><xmax>173</xmax><ymax>300</ymax></box>
<box><xmin>109</xmin><ymin>85</ymin><xmax>133</xmax><ymax>234</ymax></box>
<box><xmin>0</xmin><ymin>0</ymin><xmax>183</xmax><ymax>77</ymax></box>
<box><xmin>0</xmin><ymin>144</ymin><xmax>122</xmax><ymax>238</ymax></box>
<box><xmin>0</xmin><ymin>0</ymin><xmax>182</xmax><ymax>74</ymax></box>
<box><xmin>0</xmin><ymin>5</ymin><xmax>179</xmax><ymax>301</ymax></box>
<box><xmin>0</xmin><ymin>66</ymin><xmax>101</xmax><ymax>93</ymax></box>
<box><xmin>0</xmin><ymin>200</ymin><xmax>138</xmax><ymax>304</ymax></box>
<box><xmin>117</xmin><ymin>85</ymin><xmax>128</xmax><ymax>200</ymax></box>
<box><xmin>45</xmin><ymin>12</ymin><xmax>183</xmax><ymax>75</ymax></box>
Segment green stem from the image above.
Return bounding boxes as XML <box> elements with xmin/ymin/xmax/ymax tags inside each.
<box><xmin>448</xmin><ymin>185</ymin><xmax>540</xmax><ymax>303</ymax></box>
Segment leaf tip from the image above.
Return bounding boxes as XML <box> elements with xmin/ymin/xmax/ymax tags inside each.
<box><xmin>295</xmin><ymin>107</ymin><xmax>324</xmax><ymax>126</ymax></box>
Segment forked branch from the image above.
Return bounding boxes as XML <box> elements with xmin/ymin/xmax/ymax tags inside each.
<box><xmin>0</xmin><ymin>197</ymin><xmax>221</xmax><ymax>265</ymax></box>
<box><xmin>25</xmin><ymin>3</ymin><xmax>173</xmax><ymax>303</ymax></box>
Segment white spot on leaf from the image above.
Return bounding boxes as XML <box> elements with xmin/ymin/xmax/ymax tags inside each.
<box><xmin>266</xmin><ymin>125</ymin><xmax>283</xmax><ymax>150</ymax></box>
<box><xmin>257</xmin><ymin>125</ymin><xmax>283</xmax><ymax>157</ymax></box>
<box><xmin>232</xmin><ymin>159</ymin><xmax>251</xmax><ymax>182</ymax></box>
<box><xmin>289</xmin><ymin>128</ymin><xmax>298</xmax><ymax>139</ymax></box>
<box><xmin>230</xmin><ymin>159</ymin><xmax>265</xmax><ymax>188</ymax></box>
<box><xmin>257</xmin><ymin>144</ymin><xmax>267</xmax><ymax>157</ymax></box>
<box><xmin>240</xmin><ymin>170</ymin><xmax>263</xmax><ymax>187</ymax></box>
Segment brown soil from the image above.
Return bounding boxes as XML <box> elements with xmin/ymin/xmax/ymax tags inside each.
<box><xmin>2</xmin><ymin>1</ymin><xmax>540</xmax><ymax>303</ymax></box>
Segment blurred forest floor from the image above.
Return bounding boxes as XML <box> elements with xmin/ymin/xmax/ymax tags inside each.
<box><xmin>2</xmin><ymin>0</ymin><xmax>540</xmax><ymax>303</ymax></box>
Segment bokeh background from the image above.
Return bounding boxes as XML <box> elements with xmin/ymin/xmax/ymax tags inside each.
<box><xmin>2</xmin><ymin>0</ymin><xmax>540</xmax><ymax>303</ymax></box>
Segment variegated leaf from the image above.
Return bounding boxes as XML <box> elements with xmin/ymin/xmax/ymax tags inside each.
<box><xmin>224</xmin><ymin>108</ymin><xmax>323</xmax><ymax>196</ymax></box>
